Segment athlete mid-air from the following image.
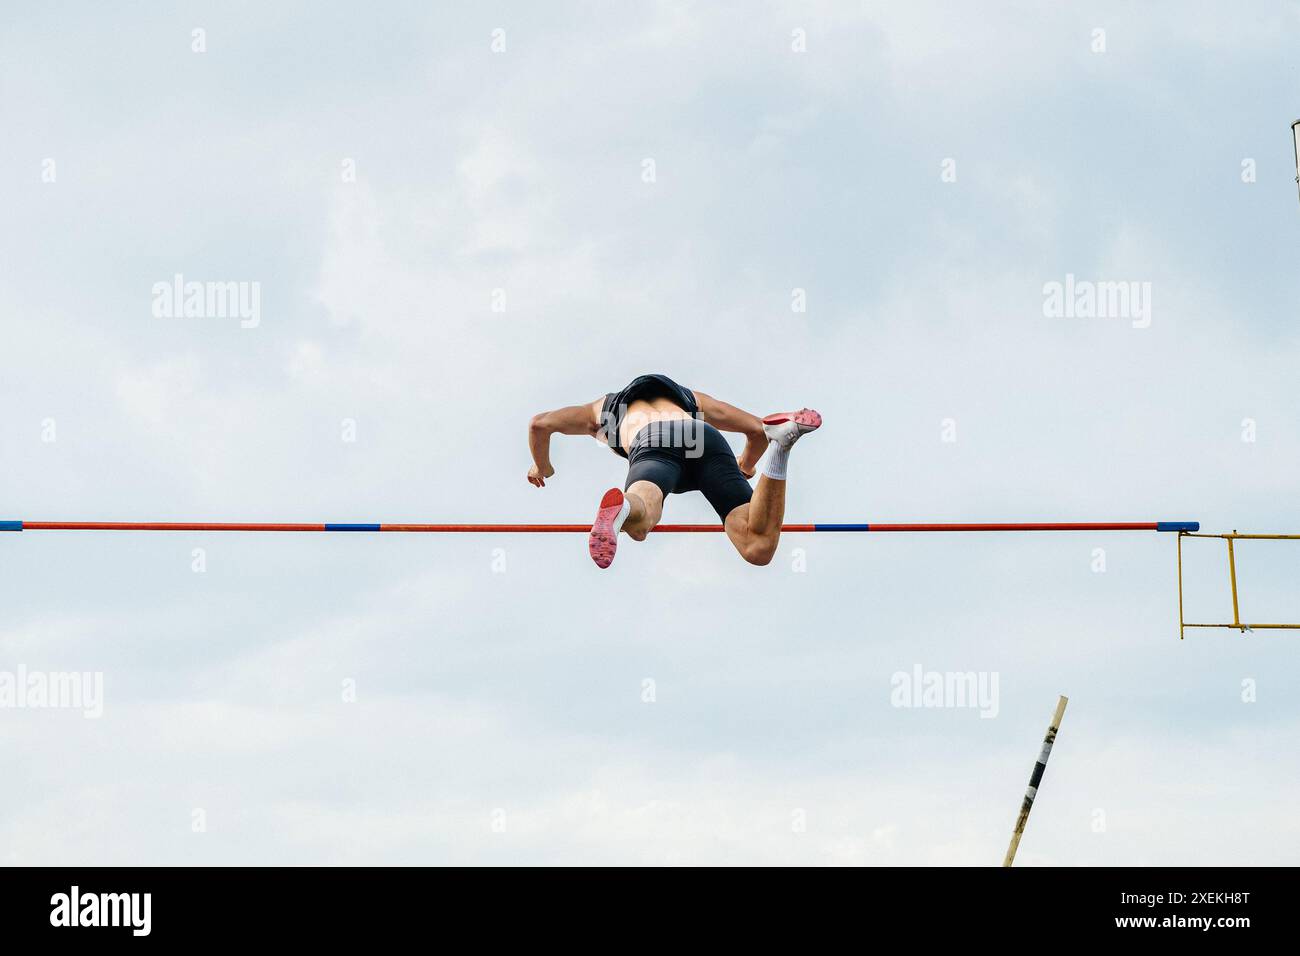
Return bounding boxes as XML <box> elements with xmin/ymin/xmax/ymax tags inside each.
<box><xmin>527</xmin><ymin>373</ymin><xmax>820</xmax><ymax>568</ymax></box>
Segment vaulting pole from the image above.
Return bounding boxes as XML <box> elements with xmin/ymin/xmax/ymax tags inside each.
<box><xmin>0</xmin><ymin>521</ymin><xmax>1199</xmax><ymax>534</ymax></box>
<box><xmin>1003</xmin><ymin>695</ymin><xmax>1069</xmax><ymax>867</ymax></box>
<box><xmin>1292</xmin><ymin>119</ymin><xmax>1300</xmax><ymax>204</ymax></box>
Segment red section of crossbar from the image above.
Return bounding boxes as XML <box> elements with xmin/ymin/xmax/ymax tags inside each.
<box><xmin>383</xmin><ymin>524</ymin><xmax>589</xmax><ymax>532</ymax></box>
<box><xmin>862</xmin><ymin>522</ymin><xmax>1159</xmax><ymax>532</ymax></box>
<box><xmin>22</xmin><ymin>522</ymin><xmax>329</xmax><ymax>531</ymax></box>
<box><xmin>384</xmin><ymin>524</ymin><xmax>767</xmax><ymax>532</ymax></box>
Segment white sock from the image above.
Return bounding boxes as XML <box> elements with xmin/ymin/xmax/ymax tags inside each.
<box><xmin>762</xmin><ymin>440</ymin><xmax>789</xmax><ymax>481</ymax></box>
<box><xmin>614</xmin><ymin>496</ymin><xmax>632</xmax><ymax>533</ymax></box>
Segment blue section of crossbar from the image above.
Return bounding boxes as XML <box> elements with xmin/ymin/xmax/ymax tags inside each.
<box><xmin>324</xmin><ymin>523</ymin><xmax>381</xmax><ymax>531</ymax></box>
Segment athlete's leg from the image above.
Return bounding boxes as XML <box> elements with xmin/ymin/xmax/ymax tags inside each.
<box><xmin>720</xmin><ymin>409</ymin><xmax>821</xmax><ymax>566</ymax></box>
<box><xmin>723</xmin><ymin>475</ymin><xmax>786</xmax><ymax>566</ymax></box>
<box><xmin>621</xmin><ymin>423</ymin><xmax>680</xmax><ymax>539</ymax></box>
<box><xmin>622</xmin><ymin>480</ymin><xmax>664</xmax><ymax>540</ymax></box>
<box><xmin>589</xmin><ymin>428</ymin><xmax>682</xmax><ymax>568</ymax></box>
<box><xmin>690</xmin><ymin>423</ymin><xmax>773</xmax><ymax>566</ymax></box>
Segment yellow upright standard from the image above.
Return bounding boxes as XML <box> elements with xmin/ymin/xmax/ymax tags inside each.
<box><xmin>1177</xmin><ymin>531</ymin><xmax>1300</xmax><ymax>638</ymax></box>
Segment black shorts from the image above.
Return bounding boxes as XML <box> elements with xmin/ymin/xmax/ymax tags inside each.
<box><xmin>624</xmin><ymin>419</ymin><xmax>753</xmax><ymax>521</ymax></box>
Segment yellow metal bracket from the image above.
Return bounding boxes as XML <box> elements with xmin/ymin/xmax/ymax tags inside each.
<box><xmin>1178</xmin><ymin>531</ymin><xmax>1300</xmax><ymax>638</ymax></box>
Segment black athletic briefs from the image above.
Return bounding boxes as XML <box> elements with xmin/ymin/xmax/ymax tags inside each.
<box><xmin>623</xmin><ymin>418</ymin><xmax>754</xmax><ymax>522</ymax></box>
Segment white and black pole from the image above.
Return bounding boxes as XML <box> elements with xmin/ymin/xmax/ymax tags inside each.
<box><xmin>1292</xmin><ymin>120</ymin><xmax>1300</xmax><ymax>204</ymax></box>
<box><xmin>1002</xmin><ymin>695</ymin><xmax>1068</xmax><ymax>867</ymax></box>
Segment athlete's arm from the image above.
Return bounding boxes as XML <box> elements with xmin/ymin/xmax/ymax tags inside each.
<box><xmin>527</xmin><ymin>399</ymin><xmax>604</xmax><ymax>487</ymax></box>
<box><xmin>692</xmin><ymin>390</ymin><xmax>767</xmax><ymax>478</ymax></box>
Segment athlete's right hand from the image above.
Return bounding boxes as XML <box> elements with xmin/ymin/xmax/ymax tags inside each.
<box><xmin>528</xmin><ymin>464</ymin><xmax>555</xmax><ymax>487</ymax></box>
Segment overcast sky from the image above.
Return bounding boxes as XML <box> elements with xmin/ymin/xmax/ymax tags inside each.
<box><xmin>2</xmin><ymin>1</ymin><xmax>1299</xmax><ymax>865</ymax></box>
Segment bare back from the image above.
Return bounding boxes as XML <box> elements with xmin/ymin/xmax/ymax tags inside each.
<box><xmin>617</xmin><ymin>395</ymin><xmax>695</xmax><ymax>452</ymax></box>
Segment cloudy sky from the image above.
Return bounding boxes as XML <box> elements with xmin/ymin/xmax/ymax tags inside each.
<box><xmin>2</xmin><ymin>1</ymin><xmax>1299</xmax><ymax>865</ymax></box>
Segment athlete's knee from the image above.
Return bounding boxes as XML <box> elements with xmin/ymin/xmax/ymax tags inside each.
<box><xmin>741</xmin><ymin>538</ymin><xmax>777</xmax><ymax>566</ymax></box>
<box><xmin>627</xmin><ymin>526</ymin><xmax>649</xmax><ymax>542</ymax></box>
